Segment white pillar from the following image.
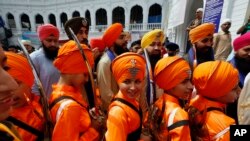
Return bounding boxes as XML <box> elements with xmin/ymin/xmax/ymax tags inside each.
<box><xmin>143</xmin><ymin>6</ymin><xmax>149</xmax><ymax>31</ymax></box>
<box><xmin>107</xmin><ymin>9</ymin><xmax>112</xmax><ymax>26</ymax></box>
<box><xmin>14</xmin><ymin>14</ymin><xmax>22</xmax><ymax>33</ymax></box>
<box><xmin>56</xmin><ymin>13</ymin><xmax>61</xmax><ymax>32</ymax></box>
<box><xmin>90</xmin><ymin>9</ymin><xmax>96</xmax><ymax>32</ymax></box>
<box><xmin>29</xmin><ymin>14</ymin><xmax>36</xmax><ymax>32</ymax></box>
<box><xmin>125</xmin><ymin>7</ymin><xmax>130</xmax><ymax>31</ymax></box>
<box><xmin>43</xmin><ymin>14</ymin><xmax>49</xmax><ymax>24</ymax></box>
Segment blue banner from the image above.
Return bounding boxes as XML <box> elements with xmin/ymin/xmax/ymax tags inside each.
<box><xmin>203</xmin><ymin>0</ymin><xmax>224</xmax><ymax>33</ymax></box>
<box><xmin>21</xmin><ymin>31</ymin><xmax>41</xmax><ymax>46</ymax></box>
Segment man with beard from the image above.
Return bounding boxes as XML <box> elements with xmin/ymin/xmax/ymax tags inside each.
<box><xmin>213</xmin><ymin>19</ymin><xmax>232</xmax><ymax>60</ymax></box>
<box><xmin>227</xmin><ymin>32</ymin><xmax>250</xmax><ymax>124</ymax></box>
<box><xmin>186</xmin><ymin>23</ymin><xmax>215</xmax><ymax>70</ymax></box>
<box><xmin>97</xmin><ymin>23</ymin><xmax>128</xmax><ymax>112</ymax></box>
<box><xmin>30</xmin><ymin>24</ymin><xmax>60</xmax><ymax>97</ymax></box>
<box><xmin>140</xmin><ymin>29</ymin><xmax>164</xmax><ymax>108</ymax></box>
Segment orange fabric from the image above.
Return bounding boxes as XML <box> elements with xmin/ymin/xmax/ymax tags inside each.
<box><xmin>152</xmin><ymin>94</ymin><xmax>191</xmax><ymax>141</ymax></box>
<box><xmin>193</xmin><ymin>61</ymin><xmax>239</xmax><ymax>98</ymax></box>
<box><xmin>49</xmin><ymin>84</ymin><xmax>99</xmax><ymax>141</ymax></box>
<box><xmin>6</xmin><ymin>52</ymin><xmax>34</xmax><ymax>87</ymax></box>
<box><xmin>141</xmin><ymin>29</ymin><xmax>165</xmax><ymax>48</ymax></box>
<box><xmin>105</xmin><ymin>91</ymin><xmax>141</xmax><ymax>141</ymax></box>
<box><xmin>154</xmin><ymin>56</ymin><xmax>191</xmax><ymax>90</ymax></box>
<box><xmin>189</xmin><ymin>23</ymin><xmax>215</xmax><ymax>44</ymax></box>
<box><xmin>102</xmin><ymin>23</ymin><xmax>123</xmax><ymax>47</ymax></box>
<box><xmin>11</xmin><ymin>95</ymin><xmax>44</xmax><ymax>141</ymax></box>
<box><xmin>190</xmin><ymin>95</ymin><xmax>235</xmax><ymax>140</ymax></box>
<box><xmin>111</xmin><ymin>52</ymin><xmax>146</xmax><ymax>83</ymax></box>
<box><xmin>90</xmin><ymin>38</ymin><xmax>106</xmax><ymax>52</ymax></box>
<box><xmin>37</xmin><ymin>24</ymin><xmax>59</xmax><ymax>41</ymax></box>
<box><xmin>54</xmin><ymin>40</ymin><xmax>94</xmax><ymax>74</ymax></box>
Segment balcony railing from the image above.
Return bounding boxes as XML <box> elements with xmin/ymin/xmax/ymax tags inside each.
<box><xmin>10</xmin><ymin>23</ymin><xmax>163</xmax><ymax>37</ymax></box>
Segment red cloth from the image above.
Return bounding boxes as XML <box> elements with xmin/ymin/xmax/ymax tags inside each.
<box><xmin>37</xmin><ymin>24</ymin><xmax>59</xmax><ymax>41</ymax></box>
<box><xmin>54</xmin><ymin>40</ymin><xmax>94</xmax><ymax>74</ymax></box>
<box><xmin>6</xmin><ymin>52</ymin><xmax>34</xmax><ymax>87</ymax></box>
<box><xmin>102</xmin><ymin>23</ymin><xmax>123</xmax><ymax>47</ymax></box>
<box><xmin>90</xmin><ymin>38</ymin><xmax>106</xmax><ymax>52</ymax></box>
<box><xmin>233</xmin><ymin>32</ymin><xmax>250</xmax><ymax>51</ymax></box>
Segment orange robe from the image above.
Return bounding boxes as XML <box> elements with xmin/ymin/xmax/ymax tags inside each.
<box><xmin>0</xmin><ymin>121</ymin><xmax>22</xmax><ymax>141</ymax></box>
<box><xmin>49</xmin><ymin>84</ymin><xmax>99</xmax><ymax>141</ymax></box>
<box><xmin>152</xmin><ymin>94</ymin><xmax>191</xmax><ymax>141</ymax></box>
<box><xmin>190</xmin><ymin>95</ymin><xmax>235</xmax><ymax>141</ymax></box>
<box><xmin>10</xmin><ymin>95</ymin><xmax>44</xmax><ymax>141</ymax></box>
<box><xmin>105</xmin><ymin>92</ymin><xmax>141</xmax><ymax>141</ymax></box>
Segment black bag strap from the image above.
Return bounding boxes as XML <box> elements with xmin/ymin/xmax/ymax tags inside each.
<box><xmin>168</xmin><ymin>120</ymin><xmax>189</xmax><ymax>131</ymax></box>
<box><xmin>112</xmin><ymin>98</ymin><xmax>141</xmax><ymax>116</ymax></box>
<box><xmin>49</xmin><ymin>95</ymin><xmax>88</xmax><ymax>110</ymax></box>
<box><xmin>6</xmin><ymin>116</ymin><xmax>44</xmax><ymax>138</ymax></box>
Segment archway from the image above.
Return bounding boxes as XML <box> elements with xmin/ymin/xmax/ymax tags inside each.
<box><xmin>49</xmin><ymin>14</ymin><xmax>57</xmax><ymax>26</ymax></box>
<box><xmin>148</xmin><ymin>3</ymin><xmax>162</xmax><ymax>23</ymax></box>
<box><xmin>112</xmin><ymin>7</ymin><xmax>125</xmax><ymax>25</ymax></box>
<box><xmin>21</xmin><ymin>13</ymin><xmax>31</xmax><ymax>31</ymax></box>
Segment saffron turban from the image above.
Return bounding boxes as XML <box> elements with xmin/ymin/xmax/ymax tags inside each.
<box><xmin>112</xmin><ymin>52</ymin><xmax>146</xmax><ymax>83</ymax></box>
<box><xmin>233</xmin><ymin>32</ymin><xmax>250</xmax><ymax>51</ymax></box>
<box><xmin>54</xmin><ymin>40</ymin><xmax>94</xmax><ymax>74</ymax></box>
<box><xmin>154</xmin><ymin>56</ymin><xmax>191</xmax><ymax>90</ymax></box>
<box><xmin>189</xmin><ymin>23</ymin><xmax>215</xmax><ymax>44</ymax></box>
<box><xmin>37</xmin><ymin>24</ymin><xmax>59</xmax><ymax>41</ymax></box>
<box><xmin>102</xmin><ymin>23</ymin><xmax>123</xmax><ymax>47</ymax></box>
<box><xmin>6</xmin><ymin>52</ymin><xmax>34</xmax><ymax>87</ymax></box>
<box><xmin>193</xmin><ymin>61</ymin><xmax>239</xmax><ymax>98</ymax></box>
<box><xmin>90</xmin><ymin>38</ymin><xmax>106</xmax><ymax>52</ymax></box>
<box><xmin>64</xmin><ymin>17</ymin><xmax>89</xmax><ymax>40</ymax></box>
<box><xmin>141</xmin><ymin>29</ymin><xmax>165</xmax><ymax>48</ymax></box>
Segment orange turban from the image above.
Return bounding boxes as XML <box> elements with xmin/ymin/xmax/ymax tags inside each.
<box><xmin>90</xmin><ymin>38</ymin><xmax>106</xmax><ymax>52</ymax></box>
<box><xmin>154</xmin><ymin>56</ymin><xmax>191</xmax><ymax>90</ymax></box>
<box><xmin>6</xmin><ymin>52</ymin><xmax>34</xmax><ymax>87</ymax></box>
<box><xmin>189</xmin><ymin>23</ymin><xmax>215</xmax><ymax>44</ymax></box>
<box><xmin>112</xmin><ymin>52</ymin><xmax>146</xmax><ymax>83</ymax></box>
<box><xmin>37</xmin><ymin>24</ymin><xmax>59</xmax><ymax>41</ymax></box>
<box><xmin>102</xmin><ymin>23</ymin><xmax>123</xmax><ymax>47</ymax></box>
<box><xmin>141</xmin><ymin>29</ymin><xmax>165</xmax><ymax>48</ymax></box>
<box><xmin>54</xmin><ymin>40</ymin><xmax>94</xmax><ymax>74</ymax></box>
<box><xmin>193</xmin><ymin>61</ymin><xmax>239</xmax><ymax>98</ymax></box>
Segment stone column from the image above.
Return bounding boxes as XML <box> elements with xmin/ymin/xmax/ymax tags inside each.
<box><xmin>143</xmin><ymin>6</ymin><xmax>149</xmax><ymax>31</ymax></box>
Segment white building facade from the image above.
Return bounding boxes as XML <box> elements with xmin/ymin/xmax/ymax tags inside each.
<box><xmin>0</xmin><ymin>0</ymin><xmax>250</xmax><ymax>52</ymax></box>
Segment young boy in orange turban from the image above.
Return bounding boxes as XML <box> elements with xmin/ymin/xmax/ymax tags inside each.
<box><xmin>189</xmin><ymin>61</ymin><xmax>240</xmax><ymax>141</ymax></box>
<box><xmin>105</xmin><ymin>52</ymin><xmax>146</xmax><ymax>141</ymax></box>
<box><xmin>6</xmin><ymin>52</ymin><xmax>44</xmax><ymax>141</ymax></box>
<box><xmin>50</xmin><ymin>40</ymin><xmax>99</xmax><ymax>141</ymax></box>
<box><xmin>146</xmin><ymin>56</ymin><xmax>193</xmax><ymax>141</ymax></box>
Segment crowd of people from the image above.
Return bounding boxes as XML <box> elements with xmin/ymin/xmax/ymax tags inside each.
<box><xmin>0</xmin><ymin>8</ymin><xmax>250</xmax><ymax>141</ymax></box>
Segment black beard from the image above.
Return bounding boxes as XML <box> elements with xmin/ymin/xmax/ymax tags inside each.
<box><xmin>81</xmin><ymin>38</ymin><xmax>90</xmax><ymax>48</ymax></box>
<box><xmin>235</xmin><ymin>56</ymin><xmax>250</xmax><ymax>74</ymax></box>
<box><xmin>42</xmin><ymin>44</ymin><xmax>59</xmax><ymax>60</ymax></box>
<box><xmin>149</xmin><ymin>53</ymin><xmax>161</xmax><ymax>72</ymax></box>
<box><xmin>114</xmin><ymin>43</ymin><xmax>128</xmax><ymax>55</ymax></box>
<box><xmin>196</xmin><ymin>47</ymin><xmax>214</xmax><ymax>64</ymax></box>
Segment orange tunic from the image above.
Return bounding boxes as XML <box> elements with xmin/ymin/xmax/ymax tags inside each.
<box><xmin>190</xmin><ymin>95</ymin><xmax>235</xmax><ymax>141</ymax></box>
<box><xmin>10</xmin><ymin>96</ymin><xmax>44</xmax><ymax>141</ymax></box>
<box><xmin>105</xmin><ymin>92</ymin><xmax>141</xmax><ymax>141</ymax></box>
<box><xmin>152</xmin><ymin>94</ymin><xmax>191</xmax><ymax>141</ymax></box>
<box><xmin>49</xmin><ymin>84</ymin><xmax>99</xmax><ymax>141</ymax></box>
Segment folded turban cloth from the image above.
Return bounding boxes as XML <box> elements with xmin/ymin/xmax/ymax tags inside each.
<box><xmin>141</xmin><ymin>29</ymin><xmax>165</xmax><ymax>48</ymax></box>
<box><xmin>112</xmin><ymin>52</ymin><xmax>146</xmax><ymax>84</ymax></box>
<box><xmin>154</xmin><ymin>56</ymin><xmax>191</xmax><ymax>90</ymax></box>
<box><xmin>193</xmin><ymin>61</ymin><xmax>239</xmax><ymax>98</ymax></box>
<box><xmin>54</xmin><ymin>40</ymin><xmax>94</xmax><ymax>74</ymax></box>
<box><xmin>90</xmin><ymin>38</ymin><xmax>106</xmax><ymax>52</ymax></box>
<box><xmin>6</xmin><ymin>52</ymin><xmax>34</xmax><ymax>87</ymax></box>
<box><xmin>21</xmin><ymin>40</ymin><xmax>32</xmax><ymax>46</ymax></box>
<box><xmin>233</xmin><ymin>32</ymin><xmax>250</xmax><ymax>51</ymax></box>
<box><xmin>165</xmin><ymin>42</ymin><xmax>179</xmax><ymax>51</ymax></box>
<box><xmin>196</xmin><ymin>8</ymin><xmax>203</xmax><ymax>13</ymax></box>
<box><xmin>37</xmin><ymin>24</ymin><xmax>59</xmax><ymax>41</ymax></box>
<box><xmin>189</xmin><ymin>23</ymin><xmax>215</xmax><ymax>44</ymax></box>
<box><xmin>102</xmin><ymin>23</ymin><xmax>123</xmax><ymax>47</ymax></box>
<box><xmin>64</xmin><ymin>17</ymin><xmax>89</xmax><ymax>40</ymax></box>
